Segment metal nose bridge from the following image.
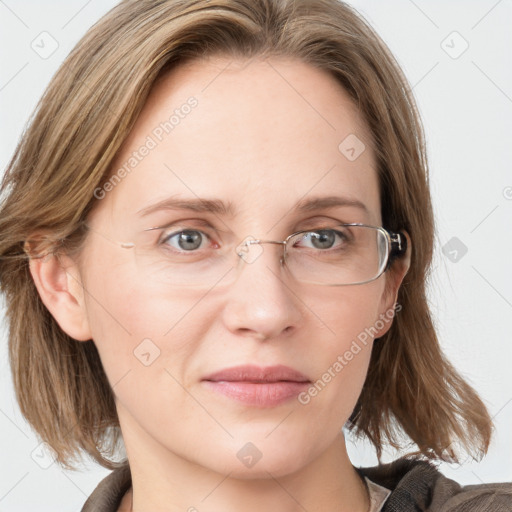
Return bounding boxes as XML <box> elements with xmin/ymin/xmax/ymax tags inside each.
<box><xmin>244</xmin><ymin>239</ymin><xmax>287</xmax><ymax>246</ymax></box>
<box><xmin>236</xmin><ymin>238</ymin><xmax>288</xmax><ymax>264</ymax></box>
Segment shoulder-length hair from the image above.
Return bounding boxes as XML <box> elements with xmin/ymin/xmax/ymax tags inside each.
<box><xmin>0</xmin><ymin>0</ymin><xmax>492</xmax><ymax>470</ymax></box>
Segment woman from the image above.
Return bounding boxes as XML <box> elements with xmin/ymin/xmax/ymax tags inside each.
<box><xmin>0</xmin><ymin>0</ymin><xmax>510</xmax><ymax>511</ymax></box>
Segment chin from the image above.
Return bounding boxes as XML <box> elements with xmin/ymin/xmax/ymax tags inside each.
<box><xmin>200</xmin><ymin>438</ymin><xmax>312</xmax><ymax>480</ymax></box>
<box><xmin>215</xmin><ymin>458</ymin><xmax>304</xmax><ymax>481</ymax></box>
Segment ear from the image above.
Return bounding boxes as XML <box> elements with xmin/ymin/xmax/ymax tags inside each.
<box><xmin>374</xmin><ymin>230</ymin><xmax>412</xmax><ymax>338</ymax></box>
<box><xmin>27</xmin><ymin>245</ymin><xmax>92</xmax><ymax>342</ymax></box>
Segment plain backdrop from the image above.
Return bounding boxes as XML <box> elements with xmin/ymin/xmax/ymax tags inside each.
<box><xmin>1</xmin><ymin>1</ymin><xmax>511</xmax><ymax>510</ymax></box>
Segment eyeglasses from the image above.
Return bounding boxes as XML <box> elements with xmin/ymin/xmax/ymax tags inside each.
<box><xmin>84</xmin><ymin>223</ymin><xmax>408</xmax><ymax>288</ymax></box>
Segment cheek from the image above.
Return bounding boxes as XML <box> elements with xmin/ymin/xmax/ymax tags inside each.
<box><xmin>298</xmin><ymin>282</ymin><xmax>386</xmax><ymax>418</ymax></box>
<box><xmin>79</xmin><ymin>244</ymin><xmax>203</xmax><ymax>384</ymax></box>
<box><xmin>309</xmin><ymin>278</ymin><xmax>386</xmax><ymax>346</ymax></box>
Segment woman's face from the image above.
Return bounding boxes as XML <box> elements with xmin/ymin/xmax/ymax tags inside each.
<box><xmin>73</xmin><ymin>56</ymin><xmax>406</xmax><ymax>477</ymax></box>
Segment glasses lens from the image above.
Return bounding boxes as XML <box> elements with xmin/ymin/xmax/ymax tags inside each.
<box><xmin>285</xmin><ymin>225</ymin><xmax>389</xmax><ymax>285</ymax></box>
<box><xmin>129</xmin><ymin>228</ymin><xmax>237</xmax><ymax>289</ymax></box>
<box><xmin>94</xmin><ymin>224</ymin><xmax>389</xmax><ymax>288</ymax></box>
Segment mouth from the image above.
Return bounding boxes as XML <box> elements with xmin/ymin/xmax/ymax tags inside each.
<box><xmin>202</xmin><ymin>364</ymin><xmax>311</xmax><ymax>407</ymax></box>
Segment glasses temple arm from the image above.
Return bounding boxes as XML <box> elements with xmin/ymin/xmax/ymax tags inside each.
<box><xmin>384</xmin><ymin>231</ymin><xmax>408</xmax><ymax>272</ymax></box>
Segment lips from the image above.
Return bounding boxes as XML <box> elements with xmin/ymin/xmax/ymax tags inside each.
<box><xmin>202</xmin><ymin>364</ymin><xmax>311</xmax><ymax>383</ymax></box>
<box><xmin>202</xmin><ymin>364</ymin><xmax>311</xmax><ymax>407</ymax></box>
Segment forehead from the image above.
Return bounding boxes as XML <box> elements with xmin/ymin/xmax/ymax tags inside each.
<box><xmin>93</xmin><ymin>56</ymin><xmax>380</xmax><ymax>228</ymax></box>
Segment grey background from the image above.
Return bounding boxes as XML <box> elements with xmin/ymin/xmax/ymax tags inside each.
<box><xmin>1</xmin><ymin>1</ymin><xmax>511</xmax><ymax>510</ymax></box>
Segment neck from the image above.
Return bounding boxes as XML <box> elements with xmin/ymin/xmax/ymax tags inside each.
<box><xmin>118</xmin><ymin>408</ymin><xmax>369</xmax><ymax>512</ymax></box>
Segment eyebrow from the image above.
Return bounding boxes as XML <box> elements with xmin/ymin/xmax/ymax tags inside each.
<box><xmin>136</xmin><ymin>195</ymin><xmax>369</xmax><ymax>217</ymax></box>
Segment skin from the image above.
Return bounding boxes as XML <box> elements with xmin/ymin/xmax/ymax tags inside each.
<box><xmin>30</xmin><ymin>56</ymin><xmax>410</xmax><ymax>512</ymax></box>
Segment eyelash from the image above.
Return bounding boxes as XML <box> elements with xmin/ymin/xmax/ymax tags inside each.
<box><xmin>159</xmin><ymin>228</ymin><xmax>213</xmax><ymax>251</ymax></box>
<box><xmin>155</xmin><ymin>220</ymin><xmax>213</xmax><ymax>244</ymax></box>
<box><xmin>155</xmin><ymin>219</ymin><xmax>351</xmax><ymax>254</ymax></box>
<box><xmin>155</xmin><ymin>216</ymin><xmax>352</xmax><ymax>234</ymax></box>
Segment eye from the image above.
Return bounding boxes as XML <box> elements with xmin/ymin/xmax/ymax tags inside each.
<box><xmin>294</xmin><ymin>228</ymin><xmax>350</xmax><ymax>251</ymax></box>
<box><xmin>160</xmin><ymin>229</ymin><xmax>212</xmax><ymax>252</ymax></box>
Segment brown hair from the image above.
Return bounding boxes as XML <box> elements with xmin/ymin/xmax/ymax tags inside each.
<box><xmin>0</xmin><ymin>0</ymin><xmax>492</xmax><ymax>470</ymax></box>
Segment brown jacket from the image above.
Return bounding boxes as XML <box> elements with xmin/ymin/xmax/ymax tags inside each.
<box><xmin>81</xmin><ymin>456</ymin><xmax>512</xmax><ymax>511</ymax></box>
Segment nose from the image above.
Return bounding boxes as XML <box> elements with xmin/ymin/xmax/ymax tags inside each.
<box><xmin>221</xmin><ymin>239</ymin><xmax>303</xmax><ymax>340</ymax></box>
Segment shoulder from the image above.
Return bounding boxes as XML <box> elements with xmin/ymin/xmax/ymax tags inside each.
<box><xmin>435</xmin><ymin>482</ymin><xmax>512</xmax><ymax>512</ymax></box>
<box><xmin>81</xmin><ymin>462</ymin><xmax>132</xmax><ymax>512</ymax></box>
<box><xmin>356</xmin><ymin>456</ymin><xmax>512</xmax><ymax>512</ymax></box>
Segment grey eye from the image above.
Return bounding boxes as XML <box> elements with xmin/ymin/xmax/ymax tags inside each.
<box><xmin>296</xmin><ymin>229</ymin><xmax>348</xmax><ymax>250</ymax></box>
<box><xmin>163</xmin><ymin>230</ymin><xmax>207</xmax><ymax>252</ymax></box>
